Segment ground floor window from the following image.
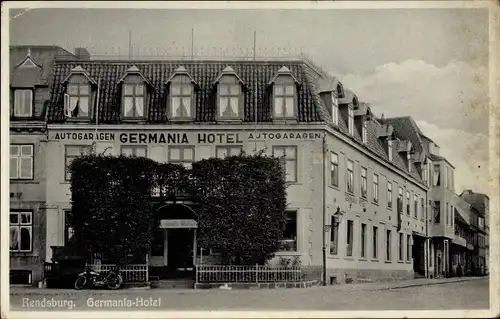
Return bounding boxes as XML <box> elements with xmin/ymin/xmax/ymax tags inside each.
<box><xmin>346</xmin><ymin>220</ymin><xmax>353</xmax><ymax>257</ymax></box>
<box><xmin>329</xmin><ymin>216</ymin><xmax>339</xmax><ymax>255</ymax></box>
<box><xmin>64</xmin><ymin>210</ymin><xmax>74</xmax><ymax>246</ymax></box>
<box><xmin>398</xmin><ymin>232</ymin><xmax>404</xmax><ymax>261</ymax></box>
<box><xmin>10</xmin><ymin>270</ymin><xmax>32</xmax><ymax>285</ymax></box>
<box><xmin>372</xmin><ymin>226</ymin><xmax>378</xmax><ymax>259</ymax></box>
<box><xmin>10</xmin><ymin>211</ymin><xmax>32</xmax><ymax>252</ymax></box>
<box><xmin>407</xmin><ymin>234</ymin><xmax>411</xmax><ymax>261</ymax></box>
<box><xmin>279</xmin><ymin>210</ymin><xmax>297</xmax><ymax>252</ymax></box>
<box><xmin>386</xmin><ymin>229</ymin><xmax>392</xmax><ymax>261</ymax></box>
<box><xmin>169</xmin><ymin>146</ymin><xmax>195</xmax><ymax>168</ymax></box>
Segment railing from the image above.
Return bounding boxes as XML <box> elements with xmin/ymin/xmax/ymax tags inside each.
<box><xmin>86</xmin><ymin>264</ymin><xmax>148</xmax><ymax>283</ymax></box>
<box><xmin>195</xmin><ymin>265</ymin><xmax>304</xmax><ymax>283</ymax></box>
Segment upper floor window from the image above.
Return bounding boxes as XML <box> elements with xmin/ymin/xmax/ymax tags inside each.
<box><xmin>420</xmin><ymin>197</ymin><xmax>425</xmax><ymax>221</ymax></box>
<box><xmin>270</xmin><ymin>66</ymin><xmax>298</xmax><ymax>120</ymax></box>
<box><xmin>387</xmin><ymin>182</ymin><xmax>393</xmax><ymax>209</ymax></box>
<box><xmin>360</xmin><ymin>167</ymin><xmax>367</xmax><ymax>198</ymax></box>
<box><xmin>215</xmin><ymin>67</ymin><xmax>244</xmax><ymax>121</ymax></box>
<box><xmin>362</xmin><ymin>120</ymin><xmax>367</xmax><ymax>144</ymax></box>
<box><xmin>434</xmin><ymin>201</ymin><xmax>441</xmax><ymax>223</ymax></box>
<box><xmin>65</xmin><ymin>84</ymin><xmax>90</xmax><ymax>118</ymax></box>
<box><xmin>348</xmin><ymin>106</ymin><xmax>354</xmax><ymax>135</ymax></box>
<box><xmin>346</xmin><ymin>159</ymin><xmax>354</xmax><ymax>194</ymax></box>
<box><xmin>330</xmin><ymin>152</ymin><xmax>339</xmax><ymax>187</ymax></box>
<box><xmin>216</xmin><ymin>146</ymin><xmax>243</xmax><ymax>158</ymax></box>
<box><xmin>388</xmin><ymin>139</ymin><xmax>393</xmax><ymax>161</ymax></box>
<box><xmin>121</xmin><ymin>145</ymin><xmax>147</xmax><ymax>158</ymax></box>
<box><xmin>10</xmin><ymin>145</ymin><xmax>33</xmax><ymax>180</ymax></box>
<box><xmin>168</xmin><ymin>73</ymin><xmax>195</xmax><ymax>120</ymax></box>
<box><xmin>10</xmin><ymin>211</ymin><xmax>32</xmax><ymax>252</ymax></box>
<box><xmin>406</xmin><ymin>191</ymin><xmax>411</xmax><ymax>216</ymax></box>
<box><xmin>273</xmin><ymin>146</ymin><xmax>298</xmax><ymax>183</ymax></box>
<box><xmin>331</xmin><ymin>94</ymin><xmax>339</xmax><ymax>125</ymax></box>
<box><xmin>123</xmin><ymin>84</ymin><xmax>145</xmax><ymax>118</ymax></box>
<box><xmin>65</xmin><ymin>145</ymin><xmax>93</xmax><ymax>181</ymax></box>
<box><xmin>373</xmin><ymin>174</ymin><xmax>379</xmax><ymax>203</ymax></box>
<box><xmin>414</xmin><ymin>194</ymin><xmax>418</xmax><ymax>219</ymax></box>
<box><xmin>169</xmin><ymin>146</ymin><xmax>195</xmax><ymax>169</ymax></box>
<box><xmin>13</xmin><ymin>90</ymin><xmax>33</xmax><ymax>117</ymax></box>
<box><xmin>398</xmin><ymin>187</ymin><xmax>404</xmax><ymax>213</ymax></box>
<box><xmin>433</xmin><ymin>165</ymin><xmax>441</xmax><ymax>186</ymax></box>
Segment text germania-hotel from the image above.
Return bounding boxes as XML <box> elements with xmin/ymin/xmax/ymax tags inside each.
<box><xmin>12</xmin><ymin>47</ymin><xmax>457</xmax><ymax>285</ymax></box>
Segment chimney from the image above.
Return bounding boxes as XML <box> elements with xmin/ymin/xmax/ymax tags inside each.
<box><xmin>74</xmin><ymin>47</ymin><xmax>90</xmax><ymax>61</ymax></box>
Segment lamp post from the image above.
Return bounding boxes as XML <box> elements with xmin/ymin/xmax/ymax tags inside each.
<box><xmin>322</xmin><ymin>207</ymin><xmax>344</xmax><ymax>286</ymax></box>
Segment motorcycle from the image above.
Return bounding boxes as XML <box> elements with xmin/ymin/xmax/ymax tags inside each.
<box><xmin>74</xmin><ymin>266</ymin><xmax>123</xmax><ymax>290</ymax></box>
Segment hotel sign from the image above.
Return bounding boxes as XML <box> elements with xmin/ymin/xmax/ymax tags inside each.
<box><xmin>160</xmin><ymin>219</ymin><xmax>198</xmax><ymax>229</ymax></box>
<box><xmin>50</xmin><ymin>131</ymin><xmax>323</xmax><ymax>144</ymax></box>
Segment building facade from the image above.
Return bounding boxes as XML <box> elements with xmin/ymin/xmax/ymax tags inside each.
<box><xmin>9</xmin><ymin>45</ymin><xmax>78</xmax><ymax>285</ymax></box>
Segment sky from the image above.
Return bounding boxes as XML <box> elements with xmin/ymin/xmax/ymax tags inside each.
<box><xmin>8</xmin><ymin>7</ymin><xmax>491</xmax><ymax>195</ymax></box>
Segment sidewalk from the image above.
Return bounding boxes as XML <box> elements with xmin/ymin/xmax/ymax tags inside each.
<box><xmin>326</xmin><ymin>276</ymin><xmax>487</xmax><ymax>292</ymax></box>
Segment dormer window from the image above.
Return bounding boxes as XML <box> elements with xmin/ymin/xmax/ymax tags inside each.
<box><xmin>348</xmin><ymin>106</ymin><xmax>354</xmax><ymax>135</ymax></box>
<box><xmin>215</xmin><ymin>66</ymin><xmax>244</xmax><ymax>121</ymax></box>
<box><xmin>123</xmin><ymin>84</ymin><xmax>145</xmax><ymax>118</ymax></box>
<box><xmin>13</xmin><ymin>90</ymin><xmax>33</xmax><ymax>117</ymax></box>
<box><xmin>331</xmin><ymin>94</ymin><xmax>339</xmax><ymax>125</ymax></box>
<box><xmin>388</xmin><ymin>139</ymin><xmax>393</xmax><ymax>161</ymax></box>
<box><xmin>362</xmin><ymin>120</ymin><xmax>367</xmax><ymax>143</ymax></box>
<box><xmin>118</xmin><ymin>66</ymin><xmax>150</xmax><ymax>121</ymax></box>
<box><xmin>269</xmin><ymin>66</ymin><xmax>299</xmax><ymax>120</ymax></box>
<box><xmin>66</xmin><ymin>84</ymin><xmax>90</xmax><ymax>118</ymax></box>
<box><xmin>166</xmin><ymin>66</ymin><xmax>196</xmax><ymax>121</ymax></box>
<box><xmin>62</xmin><ymin>66</ymin><xmax>96</xmax><ymax>120</ymax></box>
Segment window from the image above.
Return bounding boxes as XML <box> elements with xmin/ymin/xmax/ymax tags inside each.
<box><xmin>64</xmin><ymin>210</ymin><xmax>74</xmax><ymax>247</ymax></box>
<box><xmin>65</xmin><ymin>145</ymin><xmax>92</xmax><ymax>181</ymax></box>
<box><xmin>273</xmin><ymin>83</ymin><xmax>295</xmax><ymax>118</ymax></box>
<box><xmin>373</xmin><ymin>174</ymin><xmax>379</xmax><ymax>203</ymax></box>
<box><xmin>450</xmin><ymin>170</ymin><xmax>454</xmax><ymax>191</ymax></box>
<box><xmin>387</xmin><ymin>182</ymin><xmax>393</xmax><ymax>209</ymax></box>
<box><xmin>406</xmin><ymin>191</ymin><xmax>410</xmax><ymax>215</ymax></box>
<box><xmin>434</xmin><ymin>201</ymin><xmax>441</xmax><ymax>223</ymax></box>
<box><xmin>444</xmin><ymin>166</ymin><xmax>448</xmax><ymax>189</ymax></box>
<box><xmin>10</xmin><ymin>211</ymin><xmax>32</xmax><ymax>252</ymax></box>
<box><xmin>420</xmin><ymin>198</ymin><xmax>425</xmax><ymax>221</ymax></box>
<box><xmin>372</xmin><ymin>226</ymin><xmax>378</xmax><ymax>259</ymax></box>
<box><xmin>429</xmin><ymin>240</ymin><xmax>433</xmax><ymax>266</ymax></box>
<box><xmin>386</xmin><ymin>229</ymin><xmax>392</xmax><ymax>261</ymax></box>
<box><xmin>123</xmin><ymin>84</ymin><xmax>145</xmax><ymax>118</ymax></box>
<box><xmin>346</xmin><ymin>159</ymin><xmax>354</xmax><ymax>193</ymax></box>
<box><xmin>10</xmin><ymin>270</ymin><xmax>32</xmax><ymax>285</ymax></box>
<box><xmin>362</xmin><ymin>121</ymin><xmax>367</xmax><ymax>144</ymax></box>
<box><xmin>169</xmin><ymin>146</ymin><xmax>195</xmax><ymax>169</ymax></box>
<box><xmin>361</xmin><ymin>223</ymin><xmax>367</xmax><ymax>258</ymax></box>
<box><xmin>219</xmin><ymin>77</ymin><xmax>241</xmax><ymax>119</ymax></box>
<box><xmin>346</xmin><ymin>220</ymin><xmax>354</xmax><ymax>257</ymax></box>
<box><xmin>13</xmin><ymin>89</ymin><xmax>33</xmax><ymax>117</ymax></box>
<box><xmin>65</xmin><ymin>84</ymin><xmax>90</xmax><ymax>118</ymax></box>
<box><xmin>348</xmin><ymin>107</ymin><xmax>354</xmax><ymax>135</ymax></box>
<box><xmin>414</xmin><ymin>195</ymin><xmax>418</xmax><ymax>219</ymax></box>
<box><xmin>121</xmin><ymin>145</ymin><xmax>147</xmax><ymax>157</ymax></box>
<box><xmin>331</xmin><ymin>94</ymin><xmax>339</xmax><ymax>125</ymax></box>
<box><xmin>279</xmin><ymin>211</ymin><xmax>297</xmax><ymax>251</ymax></box>
<box><xmin>388</xmin><ymin>140</ymin><xmax>393</xmax><ymax>161</ymax></box>
<box><xmin>398</xmin><ymin>187</ymin><xmax>404</xmax><ymax>213</ymax></box>
<box><xmin>398</xmin><ymin>233</ymin><xmax>404</xmax><ymax>261</ymax></box>
<box><xmin>433</xmin><ymin>165</ymin><xmax>441</xmax><ymax>186</ymax></box>
<box><xmin>330</xmin><ymin>152</ymin><xmax>339</xmax><ymax>187</ymax></box>
<box><xmin>216</xmin><ymin>146</ymin><xmax>242</xmax><ymax>158</ymax></box>
<box><xmin>170</xmin><ymin>75</ymin><xmax>193</xmax><ymax>119</ymax></box>
<box><xmin>406</xmin><ymin>234</ymin><xmax>411</xmax><ymax>261</ymax></box>
<box><xmin>446</xmin><ymin>203</ymin><xmax>449</xmax><ymax>226</ymax></box>
<box><xmin>329</xmin><ymin>216</ymin><xmax>339</xmax><ymax>255</ymax></box>
<box><xmin>422</xmin><ymin>162</ymin><xmax>428</xmax><ymax>185</ymax></box>
<box><xmin>10</xmin><ymin>145</ymin><xmax>33</xmax><ymax>180</ymax></box>
<box><xmin>360</xmin><ymin>167</ymin><xmax>367</xmax><ymax>198</ymax></box>
<box><xmin>273</xmin><ymin>146</ymin><xmax>298</xmax><ymax>182</ymax></box>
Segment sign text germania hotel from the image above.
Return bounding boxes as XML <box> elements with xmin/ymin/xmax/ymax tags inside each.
<box><xmin>51</xmin><ymin>131</ymin><xmax>323</xmax><ymax>144</ymax></box>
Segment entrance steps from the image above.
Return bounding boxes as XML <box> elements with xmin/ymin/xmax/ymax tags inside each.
<box><xmin>150</xmin><ymin>279</ymin><xmax>195</xmax><ymax>289</ymax></box>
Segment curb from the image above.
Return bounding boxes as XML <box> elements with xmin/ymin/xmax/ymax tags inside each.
<box><xmin>373</xmin><ymin>277</ymin><xmax>485</xmax><ymax>291</ymax></box>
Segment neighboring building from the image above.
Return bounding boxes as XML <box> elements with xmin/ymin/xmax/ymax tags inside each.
<box><xmin>460</xmin><ymin>190</ymin><xmax>489</xmax><ymax>276</ymax></box>
<box><xmin>452</xmin><ymin>196</ymin><xmax>474</xmax><ymax>276</ymax></box>
<box><xmin>9</xmin><ymin>45</ymin><xmax>77</xmax><ymax>285</ymax></box>
<box><xmin>41</xmin><ymin>56</ymin><xmax>428</xmax><ymax>283</ymax></box>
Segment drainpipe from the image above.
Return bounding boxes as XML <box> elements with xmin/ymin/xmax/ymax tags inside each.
<box><xmin>321</xmin><ymin>133</ymin><xmax>327</xmax><ymax>286</ymax></box>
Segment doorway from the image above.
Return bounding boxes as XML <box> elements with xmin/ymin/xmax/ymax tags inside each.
<box><xmin>167</xmin><ymin>229</ymin><xmax>195</xmax><ymax>279</ymax></box>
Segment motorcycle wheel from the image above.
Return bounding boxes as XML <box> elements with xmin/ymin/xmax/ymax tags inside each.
<box><xmin>106</xmin><ymin>274</ymin><xmax>123</xmax><ymax>290</ymax></box>
<box><xmin>74</xmin><ymin>276</ymin><xmax>87</xmax><ymax>290</ymax></box>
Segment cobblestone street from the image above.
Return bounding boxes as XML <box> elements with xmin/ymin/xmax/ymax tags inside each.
<box><xmin>10</xmin><ymin>277</ymin><xmax>489</xmax><ymax>312</ymax></box>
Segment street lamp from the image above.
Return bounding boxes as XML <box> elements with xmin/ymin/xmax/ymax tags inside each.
<box><xmin>322</xmin><ymin>207</ymin><xmax>345</xmax><ymax>286</ymax></box>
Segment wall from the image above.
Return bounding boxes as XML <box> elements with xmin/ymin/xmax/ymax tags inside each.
<box><xmin>429</xmin><ymin>160</ymin><xmax>455</xmax><ymax>239</ymax></box>
<box><xmin>10</xmin><ymin>131</ymin><xmax>47</xmax><ymax>284</ymax></box>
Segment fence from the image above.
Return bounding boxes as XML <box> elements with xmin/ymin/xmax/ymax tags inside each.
<box><xmin>196</xmin><ymin>265</ymin><xmax>305</xmax><ymax>283</ymax></box>
<box><xmin>86</xmin><ymin>264</ymin><xmax>148</xmax><ymax>283</ymax></box>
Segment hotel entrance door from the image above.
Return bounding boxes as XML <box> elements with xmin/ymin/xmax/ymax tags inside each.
<box><xmin>167</xmin><ymin>229</ymin><xmax>195</xmax><ymax>278</ymax></box>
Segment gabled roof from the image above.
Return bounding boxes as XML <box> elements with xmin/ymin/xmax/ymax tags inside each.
<box><xmin>47</xmin><ymin>59</ymin><xmax>325</xmax><ymax>123</ymax></box>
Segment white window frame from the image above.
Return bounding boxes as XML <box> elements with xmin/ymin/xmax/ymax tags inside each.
<box><xmin>348</xmin><ymin>106</ymin><xmax>354</xmax><ymax>135</ymax></box>
<box><xmin>373</xmin><ymin>174</ymin><xmax>379</xmax><ymax>203</ymax></box>
<box><xmin>273</xmin><ymin>81</ymin><xmax>296</xmax><ymax>119</ymax></box>
<box><xmin>272</xmin><ymin>146</ymin><xmax>298</xmax><ymax>183</ymax></box>
<box><xmin>170</xmin><ymin>75</ymin><xmax>194</xmax><ymax>119</ymax></box>
<box><xmin>360</xmin><ymin>223</ymin><xmax>367</xmax><ymax>258</ymax></box>
<box><xmin>216</xmin><ymin>145</ymin><xmax>243</xmax><ymax>159</ymax></box>
<box><xmin>65</xmin><ymin>84</ymin><xmax>91</xmax><ymax>118</ymax></box>
<box><xmin>330</xmin><ymin>152</ymin><xmax>339</xmax><ymax>187</ymax></box>
<box><xmin>362</xmin><ymin>120</ymin><xmax>367</xmax><ymax>144</ymax></box>
<box><xmin>387</xmin><ymin>182</ymin><xmax>393</xmax><ymax>209</ymax></box>
<box><xmin>331</xmin><ymin>94</ymin><xmax>339</xmax><ymax>125</ymax></box>
<box><xmin>279</xmin><ymin>210</ymin><xmax>298</xmax><ymax>252</ymax></box>
<box><xmin>346</xmin><ymin>159</ymin><xmax>354</xmax><ymax>194</ymax></box>
<box><xmin>414</xmin><ymin>194</ymin><xmax>418</xmax><ymax>219</ymax></box>
<box><xmin>13</xmin><ymin>89</ymin><xmax>33</xmax><ymax>117</ymax></box>
<box><xmin>329</xmin><ymin>216</ymin><xmax>339</xmax><ymax>255</ymax></box>
<box><xmin>9</xmin><ymin>211</ymin><xmax>33</xmax><ymax>252</ymax></box>
<box><xmin>346</xmin><ymin>220</ymin><xmax>354</xmax><ymax>257</ymax></box>
<box><xmin>406</xmin><ymin>191</ymin><xmax>411</xmax><ymax>216</ymax></box>
<box><xmin>218</xmin><ymin>76</ymin><xmax>242</xmax><ymax>120</ymax></box>
<box><xmin>168</xmin><ymin>146</ymin><xmax>195</xmax><ymax>169</ymax></box>
<box><xmin>10</xmin><ymin>144</ymin><xmax>34</xmax><ymax>180</ymax></box>
<box><xmin>122</xmin><ymin>83</ymin><xmax>146</xmax><ymax>118</ymax></box>
<box><xmin>65</xmin><ymin>145</ymin><xmax>93</xmax><ymax>181</ymax></box>
<box><xmin>388</xmin><ymin>139</ymin><xmax>393</xmax><ymax>161</ymax></box>
<box><xmin>360</xmin><ymin>167</ymin><xmax>367</xmax><ymax>198</ymax></box>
